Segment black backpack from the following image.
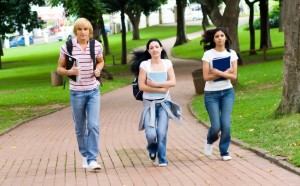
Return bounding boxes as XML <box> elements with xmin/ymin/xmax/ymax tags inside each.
<box><xmin>63</xmin><ymin>39</ymin><xmax>102</xmax><ymax>89</ymax></box>
<box><xmin>132</xmin><ymin>77</ymin><xmax>143</xmax><ymax>101</ymax></box>
<box><xmin>130</xmin><ymin>50</ymin><xmax>147</xmax><ymax>101</ymax></box>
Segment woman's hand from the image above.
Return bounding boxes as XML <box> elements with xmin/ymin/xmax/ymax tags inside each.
<box><xmin>146</xmin><ymin>78</ymin><xmax>158</xmax><ymax>87</ymax></box>
<box><xmin>210</xmin><ymin>68</ymin><xmax>222</xmax><ymax>76</ymax></box>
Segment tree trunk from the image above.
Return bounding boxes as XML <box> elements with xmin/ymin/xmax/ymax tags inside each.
<box><xmin>245</xmin><ymin>0</ymin><xmax>259</xmax><ymax>55</ymax></box>
<box><xmin>126</xmin><ymin>10</ymin><xmax>141</xmax><ymax>40</ymax></box>
<box><xmin>159</xmin><ymin>8</ymin><xmax>163</xmax><ymax>24</ymax></box>
<box><xmin>174</xmin><ymin>0</ymin><xmax>188</xmax><ymax>46</ymax></box>
<box><xmin>201</xmin><ymin>5</ymin><xmax>210</xmax><ymax>32</ymax></box>
<box><xmin>99</xmin><ymin>14</ymin><xmax>110</xmax><ymax>55</ymax></box>
<box><xmin>279</xmin><ymin>0</ymin><xmax>283</xmax><ymax>32</ymax></box>
<box><xmin>129</xmin><ymin>16</ymin><xmax>141</xmax><ymax>40</ymax></box>
<box><xmin>221</xmin><ymin>1</ymin><xmax>240</xmax><ymax>52</ymax></box>
<box><xmin>146</xmin><ymin>16</ymin><xmax>149</xmax><ymax>27</ymax></box>
<box><xmin>259</xmin><ymin>0</ymin><xmax>272</xmax><ymax>49</ymax></box>
<box><xmin>120</xmin><ymin>8</ymin><xmax>127</xmax><ymax>65</ymax></box>
<box><xmin>221</xmin><ymin>0</ymin><xmax>243</xmax><ymax>65</ymax></box>
<box><xmin>0</xmin><ymin>39</ymin><xmax>3</xmax><ymax>69</ymax></box>
<box><xmin>92</xmin><ymin>22</ymin><xmax>100</xmax><ymax>41</ymax></box>
<box><xmin>276</xmin><ymin>0</ymin><xmax>300</xmax><ymax>114</ymax></box>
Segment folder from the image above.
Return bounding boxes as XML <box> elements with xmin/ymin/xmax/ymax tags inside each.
<box><xmin>212</xmin><ymin>56</ymin><xmax>230</xmax><ymax>82</ymax></box>
<box><xmin>148</xmin><ymin>72</ymin><xmax>167</xmax><ymax>97</ymax></box>
<box><xmin>65</xmin><ymin>53</ymin><xmax>81</xmax><ymax>82</ymax></box>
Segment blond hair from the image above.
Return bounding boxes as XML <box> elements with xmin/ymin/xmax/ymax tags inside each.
<box><xmin>73</xmin><ymin>18</ymin><xmax>93</xmax><ymax>37</ymax></box>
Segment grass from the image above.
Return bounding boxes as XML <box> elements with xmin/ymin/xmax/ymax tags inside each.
<box><xmin>172</xmin><ymin>27</ymin><xmax>300</xmax><ymax>167</ymax></box>
<box><xmin>172</xmin><ymin>26</ymin><xmax>284</xmax><ymax>61</ymax></box>
<box><xmin>0</xmin><ymin>25</ymin><xmax>202</xmax><ymax>133</ymax></box>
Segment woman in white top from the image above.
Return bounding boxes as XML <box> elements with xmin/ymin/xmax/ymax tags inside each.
<box><xmin>130</xmin><ymin>38</ymin><xmax>179</xmax><ymax>167</ymax></box>
<box><xmin>200</xmin><ymin>27</ymin><xmax>238</xmax><ymax>161</ymax></box>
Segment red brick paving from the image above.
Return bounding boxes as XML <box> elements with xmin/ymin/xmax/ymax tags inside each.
<box><xmin>0</xmin><ymin>35</ymin><xmax>300</xmax><ymax>185</ymax></box>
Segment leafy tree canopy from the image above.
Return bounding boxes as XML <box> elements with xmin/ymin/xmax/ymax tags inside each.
<box><xmin>0</xmin><ymin>0</ymin><xmax>45</xmax><ymax>38</ymax></box>
<box><xmin>102</xmin><ymin>0</ymin><xmax>167</xmax><ymax>16</ymax></box>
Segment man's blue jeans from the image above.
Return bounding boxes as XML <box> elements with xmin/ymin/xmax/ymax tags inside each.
<box><xmin>204</xmin><ymin>88</ymin><xmax>235</xmax><ymax>156</ymax></box>
<box><xmin>144</xmin><ymin>101</ymin><xmax>171</xmax><ymax>164</ymax></box>
<box><xmin>70</xmin><ymin>88</ymin><xmax>100</xmax><ymax>164</ymax></box>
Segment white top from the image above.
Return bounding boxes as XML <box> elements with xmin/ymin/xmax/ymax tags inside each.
<box><xmin>202</xmin><ymin>49</ymin><xmax>238</xmax><ymax>91</ymax></box>
<box><xmin>140</xmin><ymin>59</ymin><xmax>173</xmax><ymax>100</ymax></box>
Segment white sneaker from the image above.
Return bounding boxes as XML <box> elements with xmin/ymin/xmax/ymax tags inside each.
<box><xmin>204</xmin><ymin>143</ymin><xmax>213</xmax><ymax>156</ymax></box>
<box><xmin>158</xmin><ymin>163</ymin><xmax>168</xmax><ymax>167</ymax></box>
<box><xmin>221</xmin><ymin>155</ymin><xmax>232</xmax><ymax>161</ymax></box>
<box><xmin>88</xmin><ymin>161</ymin><xmax>101</xmax><ymax>170</ymax></box>
<box><xmin>82</xmin><ymin>157</ymin><xmax>88</xmax><ymax>168</ymax></box>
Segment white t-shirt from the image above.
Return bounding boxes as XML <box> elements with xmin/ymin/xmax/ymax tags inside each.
<box><xmin>140</xmin><ymin>59</ymin><xmax>173</xmax><ymax>100</ymax></box>
<box><xmin>202</xmin><ymin>49</ymin><xmax>238</xmax><ymax>91</ymax></box>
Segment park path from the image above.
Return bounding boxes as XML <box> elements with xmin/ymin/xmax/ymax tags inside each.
<box><xmin>1</xmin><ymin>32</ymin><xmax>300</xmax><ymax>186</ymax></box>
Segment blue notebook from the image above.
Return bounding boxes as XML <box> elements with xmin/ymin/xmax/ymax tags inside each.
<box><xmin>212</xmin><ymin>56</ymin><xmax>230</xmax><ymax>82</ymax></box>
<box><xmin>148</xmin><ymin>72</ymin><xmax>167</xmax><ymax>97</ymax></box>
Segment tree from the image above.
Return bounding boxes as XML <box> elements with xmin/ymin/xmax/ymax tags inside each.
<box><xmin>198</xmin><ymin>0</ymin><xmax>242</xmax><ymax>65</ymax></box>
<box><xmin>125</xmin><ymin>0</ymin><xmax>167</xmax><ymax>40</ymax></box>
<box><xmin>102</xmin><ymin>0</ymin><xmax>128</xmax><ymax>64</ymax></box>
<box><xmin>245</xmin><ymin>0</ymin><xmax>260</xmax><ymax>55</ymax></box>
<box><xmin>276</xmin><ymin>0</ymin><xmax>300</xmax><ymax>114</ymax></box>
<box><xmin>201</xmin><ymin>5</ymin><xmax>210</xmax><ymax>32</ymax></box>
<box><xmin>0</xmin><ymin>0</ymin><xmax>45</xmax><ymax>69</ymax></box>
<box><xmin>278</xmin><ymin>0</ymin><xmax>283</xmax><ymax>32</ymax></box>
<box><xmin>259</xmin><ymin>0</ymin><xmax>272</xmax><ymax>49</ymax></box>
<box><xmin>174</xmin><ymin>0</ymin><xmax>188</xmax><ymax>46</ymax></box>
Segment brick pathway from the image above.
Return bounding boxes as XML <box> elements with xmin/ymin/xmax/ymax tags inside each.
<box><xmin>1</xmin><ymin>35</ymin><xmax>300</xmax><ymax>186</ymax></box>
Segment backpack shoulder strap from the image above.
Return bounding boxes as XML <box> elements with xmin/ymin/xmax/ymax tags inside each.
<box><xmin>63</xmin><ymin>39</ymin><xmax>73</xmax><ymax>89</ymax></box>
<box><xmin>89</xmin><ymin>39</ymin><xmax>96</xmax><ymax>70</ymax></box>
<box><xmin>66</xmin><ymin>39</ymin><xmax>73</xmax><ymax>55</ymax></box>
<box><xmin>89</xmin><ymin>39</ymin><xmax>102</xmax><ymax>86</ymax></box>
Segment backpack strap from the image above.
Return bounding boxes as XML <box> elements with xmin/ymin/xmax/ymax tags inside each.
<box><xmin>63</xmin><ymin>39</ymin><xmax>73</xmax><ymax>89</ymax></box>
<box><xmin>66</xmin><ymin>39</ymin><xmax>73</xmax><ymax>55</ymax></box>
<box><xmin>89</xmin><ymin>39</ymin><xmax>102</xmax><ymax>86</ymax></box>
<box><xmin>89</xmin><ymin>39</ymin><xmax>96</xmax><ymax>69</ymax></box>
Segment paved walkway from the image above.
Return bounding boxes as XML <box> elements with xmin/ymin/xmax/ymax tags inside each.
<box><xmin>1</xmin><ymin>34</ymin><xmax>300</xmax><ymax>186</ymax></box>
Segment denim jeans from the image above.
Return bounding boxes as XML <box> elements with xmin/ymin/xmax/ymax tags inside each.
<box><xmin>70</xmin><ymin>88</ymin><xmax>100</xmax><ymax>164</ymax></box>
<box><xmin>204</xmin><ymin>88</ymin><xmax>235</xmax><ymax>156</ymax></box>
<box><xmin>144</xmin><ymin>101</ymin><xmax>171</xmax><ymax>164</ymax></box>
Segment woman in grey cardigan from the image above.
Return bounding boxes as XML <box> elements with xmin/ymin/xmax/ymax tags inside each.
<box><xmin>130</xmin><ymin>38</ymin><xmax>182</xmax><ymax>167</ymax></box>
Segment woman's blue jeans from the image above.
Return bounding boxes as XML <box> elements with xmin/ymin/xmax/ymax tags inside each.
<box><xmin>70</xmin><ymin>88</ymin><xmax>100</xmax><ymax>164</ymax></box>
<box><xmin>204</xmin><ymin>88</ymin><xmax>235</xmax><ymax>156</ymax></box>
<box><xmin>144</xmin><ymin>101</ymin><xmax>171</xmax><ymax>164</ymax></box>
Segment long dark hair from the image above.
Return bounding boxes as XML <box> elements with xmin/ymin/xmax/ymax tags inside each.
<box><xmin>200</xmin><ymin>27</ymin><xmax>232</xmax><ymax>52</ymax></box>
<box><xmin>130</xmin><ymin>38</ymin><xmax>168</xmax><ymax>77</ymax></box>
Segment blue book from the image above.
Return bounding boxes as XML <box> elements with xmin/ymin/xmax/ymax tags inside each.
<box><xmin>148</xmin><ymin>72</ymin><xmax>167</xmax><ymax>97</ymax></box>
<box><xmin>212</xmin><ymin>56</ymin><xmax>230</xmax><ymax>82</ymax></box>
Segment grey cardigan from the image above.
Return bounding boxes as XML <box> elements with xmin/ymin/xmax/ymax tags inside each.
<box><xmin>138</xmin><ymin>96</ymin><xmax>182</xmax><ymax>131</ymax></box>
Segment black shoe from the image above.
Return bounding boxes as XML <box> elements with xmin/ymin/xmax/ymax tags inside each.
<box><xmin>149</xmin><ymin>153</ymin><xmax>156</xmax><ymax>162</ymax></box>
